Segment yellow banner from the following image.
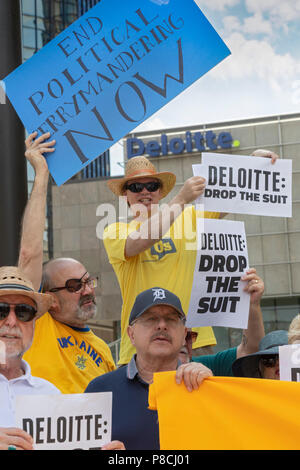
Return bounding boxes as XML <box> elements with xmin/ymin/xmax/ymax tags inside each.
<box><xmin>149</xmin><ymin>372</ymin><xmax>300</xmax><ymax>450</ymax></box>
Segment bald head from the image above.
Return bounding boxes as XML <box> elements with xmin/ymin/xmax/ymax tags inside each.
<box><xmin>42</xmin><ymin>258</ymin><xmax>97</xmax><ymax>327</ymax></box>
<box><xmin>42</xmin><ymin>258</ymin><xmax>86</xmax><ymax>292</ymax></box>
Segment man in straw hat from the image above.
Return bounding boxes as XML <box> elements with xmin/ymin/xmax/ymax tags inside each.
<box><xmin>0</xmin><ymin>133</ymin><xmax>61</xmax><ymax>451</ymax></box>
<box><xmin>104</xmin><ymin>150</ymin><xmax>278</xmax><ymax>366</ymax></box>
<box><xmin>104</xmin><ymin>155</ymin><xmax>219</xmax><ymax>365</ymax></box>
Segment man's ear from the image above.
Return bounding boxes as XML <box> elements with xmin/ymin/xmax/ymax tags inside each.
<box><xmin>47</xmin><ymin>292</ymin><xmax>60</xmax><ymax>315</ymax></box>
<box><xmin>183</xmin><ymin>327</ymin><xmax>188</xmax><ymax>347</ymax></box>
<box><xmin>127</xmin><ymin>325</ymin><xmax>135</xmax><ymax>346</ymax></box>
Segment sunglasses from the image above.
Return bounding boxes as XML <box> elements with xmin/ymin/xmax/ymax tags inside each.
<box><xmin>0</xmin><ymin>303</ymin><xmax>37</xmax><ymax>322</ymax></box>
<box><xmin>260</xmin><ymin>355</ymin><xmax>278</xmax><ymax>368</ymax></box>
<box><xmin>49</xmin><ymin>272</ymin><xmax>98</xmax><ymax>293</ymax></box>
<box><xmin>125</xmin><ymin>181</ymin><xmax>161</xmax><ymax>193</ymax></box>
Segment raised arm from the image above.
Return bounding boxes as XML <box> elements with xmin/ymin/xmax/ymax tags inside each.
<box><xmin>125</xmin><ymin>176</ymin><xmax>206</xmax><ymax>258</ymax></box>
<box><xmin>236</xmin><ymin>268</ymin><xmax>265</xmax><ymax>358</ymax></box>
<box><xmin>18</xmin><ymin>132</ymin><xmax>55</xmax><ymax>290</ymax></box>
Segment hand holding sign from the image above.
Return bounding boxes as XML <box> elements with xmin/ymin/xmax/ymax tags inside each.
<box><xmin>25</xmin><ymin>132</ymin><xmax>55</xmax><ymax>175</ymax></box>
<box><xmin>242</xmin><ymin>268</ymin><xmax>264</xmax><ymax>305</ymax></box>
<box><xmin>3</xmin><ymin>0</ymin><xmax>230</xmax><ymax>186</ymax></box>
<box><xmin>0</xmin><ymin>427</ymin><xmax>34</xmax><ymax>451</ymax></box>
<box><xmin>251</xmin><ymin>148</ymin><xmax>279</xmax><ymax>165</ymax></box>
<box><xmin>174</xmin><ymin>176</ymin><xmax>206</xmax><ymax>205</ymax></box>
<box><xmin>101</xmin><ymin>440</ymin><xmax>126</xmax><ymax>450</ymax></box>
<box><xmin>175</xmin><ymin>362</ymin><xmax>213</xmax><ymax>391</ymax></box>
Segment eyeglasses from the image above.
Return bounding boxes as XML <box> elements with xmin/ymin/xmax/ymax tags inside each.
<box><xmin>260</xmin><ymin>355</ymin><xmax>278</xmax><ymax>368</ymax></box>
<box><xmin>49</xmin><ymin>272</ymin><xmax>98</xmax><ymax>293</ymax></box>
<box><xmin>124</xmin><ymin>181</ymin><xmax>161</xmax><ymax>193</ymax></box>
<box><xmin>132</xmin><ymin>312</ymin><xmax>185</xmax><ymax>327</ymax></box>
<box><xmin>0</xmin><ymin>303</ymin><xmax>37</xmax><ymax>322</ymax></box>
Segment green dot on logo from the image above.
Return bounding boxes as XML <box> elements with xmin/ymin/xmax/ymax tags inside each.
<box><xmin>233</xmin><ymin>140</ymin><xmax>240</xmax><ymax>148</ymax></box>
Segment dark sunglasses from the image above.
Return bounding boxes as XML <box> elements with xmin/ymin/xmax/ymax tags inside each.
<box><xmin>125</xmin><ymin>181</ymin><xmax>161</xmax><ymax>193</ymax></box>
<box><xmin>260</xmin><ymin>355</ymin><xmax>278</xmax><ymax>368</ymax></box>
<box><xmin>0</xmin><ymin>303</ymin><xmax>37</xmax><ymax>322</ymax></box>
<box><xmin>49</xmin><ymin>271</ymin><xmax>98</xmax><ymax>293</ymax></box>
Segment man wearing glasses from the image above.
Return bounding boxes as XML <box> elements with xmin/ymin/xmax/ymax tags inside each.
<box><xmin>21</xmin><ymin>132</ymin><xmax>115</xmax><ymax>394</ymax></box>
<box><xmin>0</xmin><ymin>133</ymin><xmax>61</xmax><ymax>451</ymax></box>
<box><xmin>85</xmin><ymin>287</ymin><xmax>213</xmax><ymax>450</ymax></box>
<box><xmin>24</xmin><ymin>257</ymin><xmax>115</xmax><ymax>394</ymax></box>
<box><xmin>104</xmin><ymin>155</ymin><xmax>220</xmax><ymax>366</ymax></box>
<box><xmin>104</xmin><ymin>151</ymin><xmax>278</xmax><ymax>367</ymax></box>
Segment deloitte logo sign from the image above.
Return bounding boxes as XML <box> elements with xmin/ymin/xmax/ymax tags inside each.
<box><xmin>127</xmin><ymin>130</ymin><xmax>240</xmax><ymax>159</ymax></box>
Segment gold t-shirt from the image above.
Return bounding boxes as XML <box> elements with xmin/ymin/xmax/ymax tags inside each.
<box><xmin>103</xmin><ymin>205</ymin><xmax>219</xmax><ymax>365</ymax></box>
<box><xmin>24</xmin><ymin>313</ymin><xmax>115</xmax><ymax>393</ymax></box>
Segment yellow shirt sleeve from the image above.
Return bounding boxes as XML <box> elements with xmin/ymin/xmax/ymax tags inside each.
<box><xmin>103</xmin><ymin>222</ymin><xmax>135</xmax><ymax>264</ymax></box>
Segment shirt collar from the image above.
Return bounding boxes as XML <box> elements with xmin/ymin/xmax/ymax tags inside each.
<box><xmin>0</xmin><ymin>360</ymin><xmax>35</xmax><ymax>386</ymax></box>
<box><xmin>127</xmin><ymin>355</ymin><xmax>182</xmax><ymax>381</ymax></box>
<box><xmin>127</xmin><ymin>354</ymin><xmax>139</xmax><ymax>380</ymax></box>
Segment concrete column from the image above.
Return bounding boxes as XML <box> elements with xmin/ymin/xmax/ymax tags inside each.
<box><xmin>0</xmin><ymin>0</ymin><xmax>27</xmax><ymax>265</ymax></box>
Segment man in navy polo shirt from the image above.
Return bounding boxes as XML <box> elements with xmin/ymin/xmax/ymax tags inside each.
<box><xmin>85</xmin><ymin>287</ymin><xmax>212</xmax><ymax>450</ymax></box>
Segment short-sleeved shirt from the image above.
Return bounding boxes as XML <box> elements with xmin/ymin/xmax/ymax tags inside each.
<box><xmin>0</xmin><ymin>360</ymin><xmax>60</xmax><ymax>427</ymax></box>
<box><xmin>103</xmin><ymin>206</ymin><xmax>219</xmax><ymax>365</ymax></box>
<box><xmin>85</xmin><ymin>355</ymin><xmax>159</xmax><ymax>450</ymax></box>
<box><xmin>192</xmin><ymin>347</ymin><xmax>237</xmax><ymax>376</ymax></box>
<box><xmin>24</xmin><ymin>313</ymin><xmax>115</xmax><ymax>394</ymax></box>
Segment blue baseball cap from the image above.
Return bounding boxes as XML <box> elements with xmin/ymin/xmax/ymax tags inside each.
<box><xmin>129</xmin><ymin>287</ymin><xmax>186</xmax><ymax>325</ymax></box>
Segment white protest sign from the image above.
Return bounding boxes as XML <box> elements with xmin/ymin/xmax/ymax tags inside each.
<box><xmin>192</xmin><ymin>164</ymin><xmax>208</xmax><ymax>207</ymax></box>
<box><xmin>0</xmin><ymin>340</ymin><xmax>5</xmax><ymax>364</ymax></box>
<box><xmin>186</xmin><ymin>218</ymin><xmax>250</xmax><ymax>328</ymax></box>
<box><xmin>279</xmin><ymin>344</ymin><xmax>300</xmax><ymax>382</ymax></box>
<box><xmin>15</xmin><ymin>392</ymin><xmax>112</xmax><ymax>450</ymax></box>
<box><xmin>194</xmin><ymin>153</ymin><xmax>292</xmax><ymax>217</ymax></box>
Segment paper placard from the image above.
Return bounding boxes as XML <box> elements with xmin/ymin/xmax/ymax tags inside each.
<box><xmin>15</xmin><ymin>392</ymin><xmax>112</xmax><ymax>450</ymax></box>
<box><xmin>194</xmin><ymin>153</ymin><xmax>292</xmax><ymax>217</ymax></box>
<box><xmin>2</xmin><ymin>0</ymin><xmax>230</xmax><ymax>186</ymax></box>
<box><xmin>186</xmin><ymin>218</ymin><xmax>250</xmax><ymax>329</ymax></box>
<box><xmin>279</xmin><ymin>344</ymin><xmax>300</xmax><ymax>382</ymax></box>
<box><xmin>0</xmin><ymin>340</ymin><xmax>5</xmax><ymax>364</ymax></box>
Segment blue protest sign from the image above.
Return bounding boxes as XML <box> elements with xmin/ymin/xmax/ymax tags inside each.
<box><xmin>3</xmin><ymin>0</ymin><xmax>230</xmax><ymax>186</ymax></box>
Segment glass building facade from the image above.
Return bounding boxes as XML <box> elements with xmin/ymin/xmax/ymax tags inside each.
<box><xmin>21</xmin><ymin>0</ymin><xmax>110</xmax><ymax>257</ymax></box>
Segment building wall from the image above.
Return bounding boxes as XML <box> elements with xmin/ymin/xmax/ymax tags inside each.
<box><xmin>52</xmin><ymin>113</ymin><xmax>300</xmax><ymax>351</ymax></box>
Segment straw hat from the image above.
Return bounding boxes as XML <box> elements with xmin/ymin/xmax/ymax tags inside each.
<box><xmin>0</xmin><ymin>266</ymin><xmax>53</xmax><ymax>319</ymax></box>
<box><xmin>107</xmin><ymin>156</ymin><xmax>176</xmax><ymax>198</ymax></box>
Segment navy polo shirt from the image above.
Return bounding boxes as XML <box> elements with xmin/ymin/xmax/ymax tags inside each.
<box><xmin>85</xmin><ymin>355</ymin><xmax>159</xmax><ymax>450</ymax></box>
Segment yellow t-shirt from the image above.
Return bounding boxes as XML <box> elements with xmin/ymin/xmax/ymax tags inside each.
<box><xmin>24</xmin><ymin>313</ymin><xmax>115</xmax><ymax>394</ymax></box>
<box><xmin>103</xmin><ymin>205</ymin><xmax>219</xmax><ymax>365</ymax></box>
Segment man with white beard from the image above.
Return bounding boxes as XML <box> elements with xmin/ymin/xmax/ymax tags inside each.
<box><xmin>0</xmin><ymin>132</ymin><xmax>61</xmax><ymax>451</ymax></box>
<box><xmin>24</xmin><ymin>257</ymin><xmax>116</xmax><ymax>394</ymax></box>
<box><xmin>0</xmin><ymin>267</ymin><xmax>61</xmax><ymax>450</ymax></box>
